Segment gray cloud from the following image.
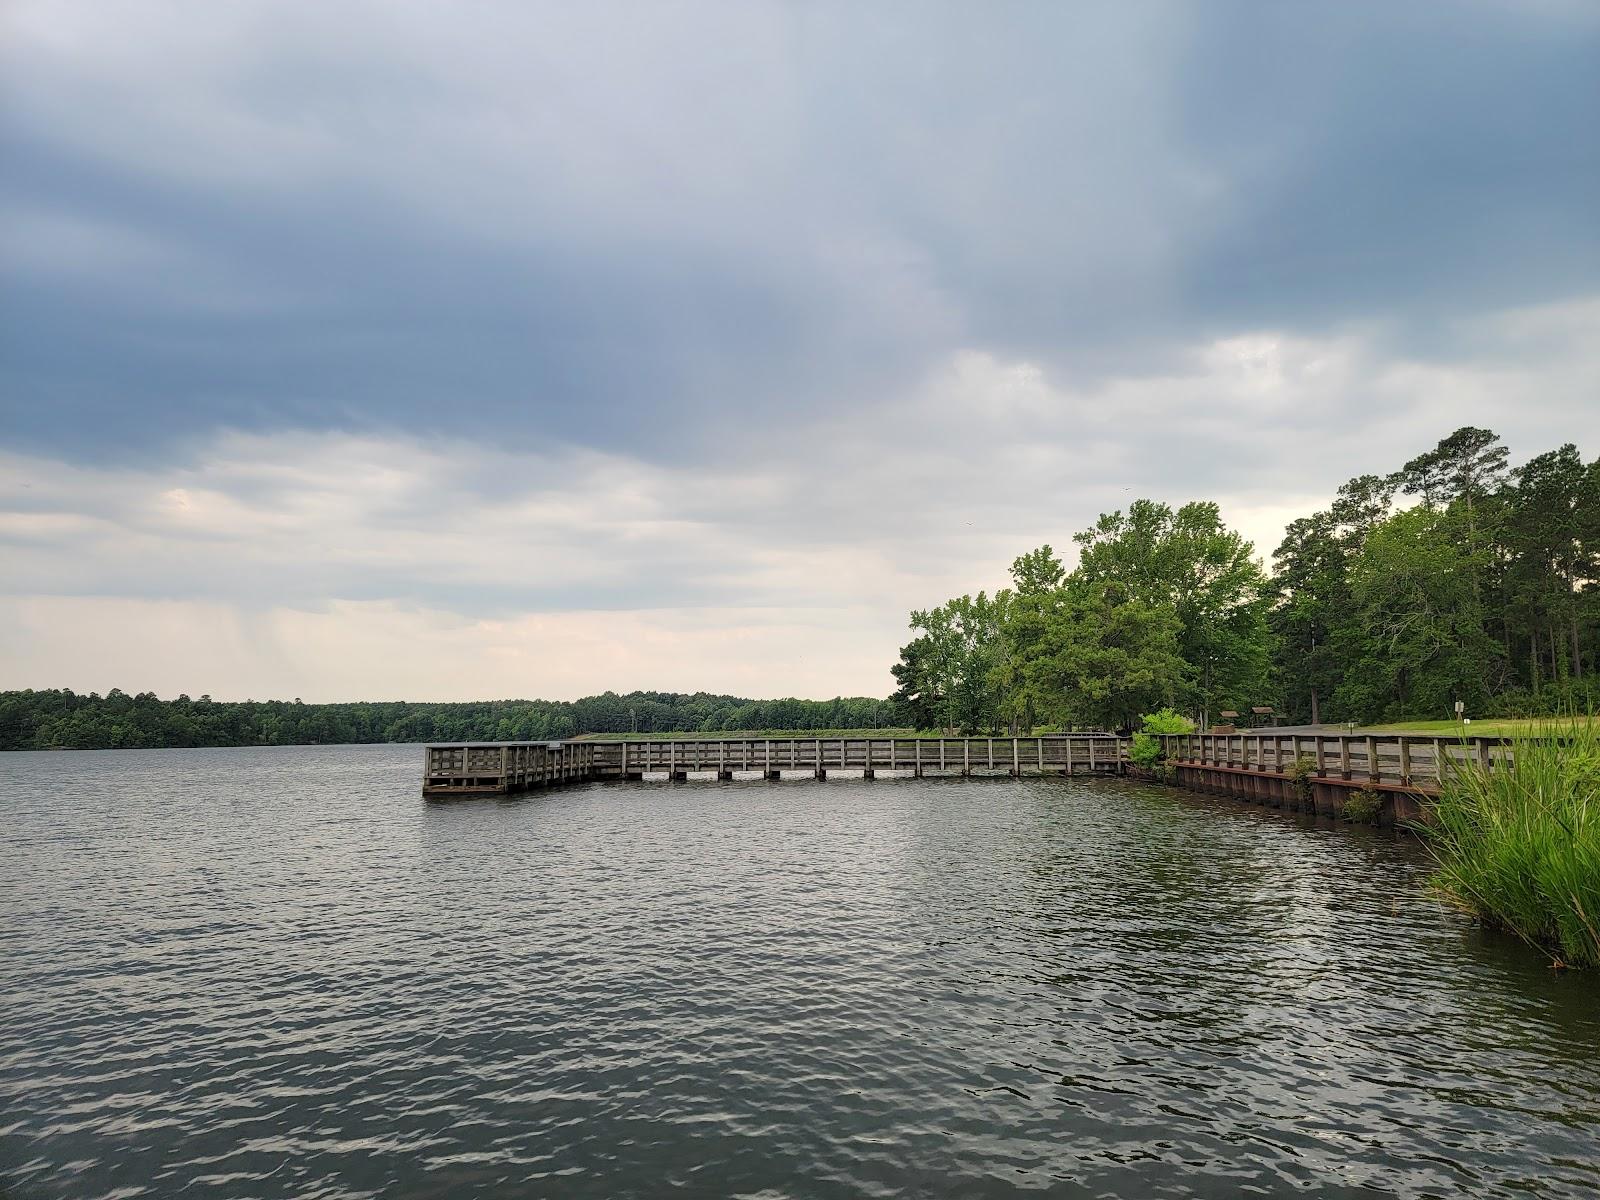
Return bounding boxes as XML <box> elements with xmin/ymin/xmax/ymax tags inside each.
<box><xmin>4</xmin><ymin>1</ymin><xmax>1595</xmax><ymax>461</ymax></box>
<box><xmin>1175</xmin><ymin>2</ymin><xmax>1600</xmax><ymax>343</ymax></box>
<box><xmin>2</xmin><ymin>1</ymin><xmax>1597</xmax><ymax>697</ymax></box>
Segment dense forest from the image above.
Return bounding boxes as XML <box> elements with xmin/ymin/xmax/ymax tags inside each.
<box><xmin>891</xmin><ymin>427</ymin><xmax>1598</xmax><ymax>732</ymax></box>
<box><xmin>0</xmin><ymin>690</ymin><xmax>893</xmax><ymax>751</ymax></box>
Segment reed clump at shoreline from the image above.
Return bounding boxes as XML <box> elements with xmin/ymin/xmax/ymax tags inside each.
<box><xmin>1427</xmin><ymin>719</ymin><xmax>1600</xmax><ymax>969</ymax></box>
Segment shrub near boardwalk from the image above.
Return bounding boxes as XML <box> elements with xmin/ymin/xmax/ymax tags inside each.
<box><xmin>1128</xmin><ymin>708</ymin><xmax>1196</xmax><ymax>783</ymax></box>
<box><xmin>1428</xmin><ymin>721</ymin><xmax>1600</xmax><ymax>968</ymax></box>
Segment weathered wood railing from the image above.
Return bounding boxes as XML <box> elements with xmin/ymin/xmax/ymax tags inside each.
<box><xmin>1160</xmin><ymin>731</ymin><xmax>1516</xmax><ymax>795</ymax></box>
<box><xmin>424</xmin><ymin>734</ymin><xmax>1129</xmax><ymax>796</ymax></box>
<box><xmin>423</xmin><ymin>741</ymin><xmax>597</xmax><ymax>796</ymax></box>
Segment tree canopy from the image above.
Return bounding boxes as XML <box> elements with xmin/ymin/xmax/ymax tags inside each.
<box><xmin>893</xmin><ymin>502</ymin><xmax>1269</xmax><ymax>732</ymax></box>
<box><xmin>895</xmin><ymin>425</ymin><xmax>1597</xmax><ymax>732</ymax></box>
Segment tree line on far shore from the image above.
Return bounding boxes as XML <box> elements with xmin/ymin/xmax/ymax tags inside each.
<box><xmin>891</xmin><ymin>426</ymin><xmax>1598</xmax><ymax>732</ymax></box>
<box><xmin>0</xmin><ymin>690</ymin><xmax>894</xmax><ymax>752</ymax></box>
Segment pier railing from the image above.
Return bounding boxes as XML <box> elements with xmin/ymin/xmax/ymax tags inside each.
<box><xmin>597</xmin><ymin>734</ymin><xmax>1126</xmax><ymax>778</ymax></box>
<box><xmin>424</xmin><ymin>734</ymin><xmax>1128</xmax><ymax>796</ymax></box>
<box><xmin>1159</xmin><ymin>731</ymin><xmax>1514</xmax><ymax>794</ymax></box>
<box><xmin>424</xmin><ymin>741</ymin><xmax>597</xmax><ymax>795</ymax></box>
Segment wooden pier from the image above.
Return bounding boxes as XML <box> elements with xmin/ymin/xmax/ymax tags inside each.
<box><xmin>424</xmin><ymin>730</ymin><xmax>1518</xmax><ymax>827</ymax></box>
<box><xmin>423</xmin><ymin>734</ymin><xmax>1130</xmax><ymax>797</ymax></box>
<box><xmin>422</xmin><ymin>741</ymin><xmax>599</xmax><ymax>796</ymax></box>
<box><xmin>1159</xmin><ymin>731</ymin><xmax>1517</xmax><ymax>823</ymax></box>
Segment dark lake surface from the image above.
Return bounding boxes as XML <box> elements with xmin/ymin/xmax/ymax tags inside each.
<box><xmin>2</xmin><ymin>745</ymin><xmax>1597</xmax><ymax>1199</ymax></box>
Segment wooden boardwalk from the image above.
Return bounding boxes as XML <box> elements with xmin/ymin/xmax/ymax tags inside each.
<box><xmin>1160</xmin><ymin>731</ymin><xmax>1516</xmax><ymax>795</ymax></box>
<box><xmin>423</xmin><ymin>735</ymin><xmax>1129</xmax><ymax>796</ymax></box>
<box><xmin>1159</xmin><ymin>730</ymin><xmax>1524</xmax><ymax>824</ymax></box>
<box><xmin>425</xmin><ymin>729</ymin><xmax>1536</xmax><ymax>832</ymax></box>
<box><xmin>423</xmin><ymin>730</ymin><xmax>1519</xmax><ymax>827</ymax></box>
<box><xmin>423</xmin><ymin>741</ymin><xmax>599</xmax><ymax>796</ymax></box>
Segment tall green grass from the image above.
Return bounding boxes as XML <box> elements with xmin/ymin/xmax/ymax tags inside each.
<box><xmin>1426</xmin><ymin>719</ymin><xmax>1600</xmax><ymax>968</ymax></box>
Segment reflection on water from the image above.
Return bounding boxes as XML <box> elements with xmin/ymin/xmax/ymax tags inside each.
<box><xmin>1</xmin><ymin>744</ymin><xmax>1597</xmax><ymax>1198</ymax></box>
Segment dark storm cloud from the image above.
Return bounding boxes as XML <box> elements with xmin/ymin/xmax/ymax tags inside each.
<box><xmin>1</xmin><ymin>0</ymin><xmax>1596</xmax><ymax>463</ymax></box>
<box><xmin>1174</xmin><ymin>2</ymin><xmax>1600</xmax><ymax>347</ymax></box>
<box><xmin>0</xmin><ymin>123</ymin><xmax>843</xmax><ymax>452</ymax></box>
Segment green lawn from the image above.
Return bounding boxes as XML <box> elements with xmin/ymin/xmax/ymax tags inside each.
<box><xmin>1363</xmin><ymin>717</ymin><xmax>1595</xmax><ymax>737</ymax></box>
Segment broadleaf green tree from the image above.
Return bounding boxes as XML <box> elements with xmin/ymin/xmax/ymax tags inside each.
<box><xmin>1073</xmin><ymin>500</ymin><xmax>1273</xmax><ymax>726</ymax></box>
<box><xmin>1023</xmin><ymin>579</ymin><xmax>1186</xmax><ymax>730</ymax></box>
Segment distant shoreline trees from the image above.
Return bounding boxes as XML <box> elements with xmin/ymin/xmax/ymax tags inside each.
<box><xmin>0</xmin><ymin>690</ymin><xmax>893</xmax><ymax>752</ymax></box>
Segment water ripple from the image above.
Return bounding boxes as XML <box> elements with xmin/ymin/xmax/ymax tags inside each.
<box><xmin>2</xmin><ymin>745</ymin><xmax>1598</xmax><ymax>1198</ymax></box>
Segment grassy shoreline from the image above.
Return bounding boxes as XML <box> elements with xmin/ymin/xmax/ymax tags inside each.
<box><xmin>1425</xmin><ymin>719</ymin><xmax>1600</xmax><ymax>969</ymax></box>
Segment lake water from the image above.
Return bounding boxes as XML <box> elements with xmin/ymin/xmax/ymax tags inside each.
<box><xmin>2</xmin><ymin>744</ymin><xmax>1597</xmax><ymax>1199</ymax></box>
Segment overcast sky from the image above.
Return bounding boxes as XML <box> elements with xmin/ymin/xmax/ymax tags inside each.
<box><xmin>3</xmin><ymin>1</ymin><xmax>1597</xmax><ymax>702</ymax></box>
